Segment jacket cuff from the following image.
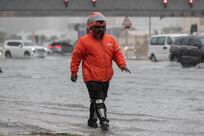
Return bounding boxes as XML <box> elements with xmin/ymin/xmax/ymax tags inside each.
<box><xmin>119</xmin><ymin>64</ymin><xmax>126</xmax><ymax>69</ymax></box>
<box><xmin>71</xmin><ymin>72</ymin><xmax>77</xmax><ymax>75</ymax></box>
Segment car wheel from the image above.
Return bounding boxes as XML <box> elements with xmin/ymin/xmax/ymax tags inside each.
<box><xmin>24</xmin><ymin>51</ymin><xmax>31</xmax><ymax>58</ymax></box>
<box><xmin>171</xmin><ymin>54</ymin><xmax>180</xmax><ymax>62</ymax></box>
<box><xmin>169</xmin><ymin>54</ymin><xmax>174</xmax><ymax>61</ymax></box>
<box><xmin>47</xmin><ymin>51</ymin><xmax>51</xmax><ymax>55</ymax></box>
<box><xmin>181</xmin><ymin>62</ymin><xmax>187</xmax><ymax>68</ymax></box>
<box><xmin>201</xmin><ymin>55</ymin><xmax>204</xmax><ymax>62</ymax></box>
<box><xmin>174</xmin><ymin>56</ymin><xmax>180</xmax><ymax>62</ymax></box>
<box><xmin>5</xmin><ymin>51</ymin><xmax>12</xmax><ymax>58</ymax></box>
<box><xmin>150</xmin><ymin>54</ymin><xmax>157</xmax><ymax>62</ymax></box>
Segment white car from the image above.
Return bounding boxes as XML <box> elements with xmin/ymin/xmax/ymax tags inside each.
<box><xmin>148</xmin><ymin>34</ymin><xmax>188</xmax><ymax>62</ymax></box>
<box><xmin>0</xmin><ymin>46</ymin><xmax>4</xmax><ymax>59</ymax></box>
<box><xmin>4</xmin><ymin>40</ymin><xmax>47</xmax><ymax>58</ymax></box>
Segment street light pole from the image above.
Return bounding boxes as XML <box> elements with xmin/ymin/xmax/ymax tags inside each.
<box><xmin>125</xmin><ymin>29</ymin><xmax>128</xmax><ymax>47</ymax></box>
<box><xmin>149</xmin><ymin>16</ymin><xmax>152</xmax><ymax>38</ymax></box>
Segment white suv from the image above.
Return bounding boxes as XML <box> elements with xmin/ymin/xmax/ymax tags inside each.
<box><xmin>0</xmin><ymin>46</ymin><xmax>4</xmax><ymax>59</ymax></box>
<box><xmin>4</xmin><ymin>40</ymin><xmax>47</xmax><ymax>58</ymax></box>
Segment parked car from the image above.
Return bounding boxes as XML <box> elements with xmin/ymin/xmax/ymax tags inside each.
<box><xmin>47</xmin><ymin>41</ymin><xmax>74</xmax><ymax>54</ymax></box>
<box><xmin>169</xmin><ymin>35</ymin><xmax>204</xmax><ymax>67</ymax></box>
<box><xmin>4</xmin><ymin>40</ymin><xmax>47</xmax><ymax>58</ymax></box>
<box><xmin>0</xmin><ymin>45</ymin><xmax>3</xmax><ymax>73</ymax></box>
<box><xmin>0</xmin><ymin>46</ymin><xmax>4</xmax><ymax>59</ymax></box>
<box><xmin>148</xmin><ymin>34</ymin><xmax>188</xmax><ymax>62</ymax></box>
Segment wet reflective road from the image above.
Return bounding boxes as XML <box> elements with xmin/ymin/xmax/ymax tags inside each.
<box><xmin>0</xmin><ymin>56</ymin><xmax>204</xmax><ymax>136</ymax></box>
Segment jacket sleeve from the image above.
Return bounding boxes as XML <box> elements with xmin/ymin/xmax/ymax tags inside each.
<box><xmin>112</xmin><ymin>38</ymin><xmax>126</xmax><ymax>68</ymax></box>
<box><xmin>70</xmin><ymin>39</ymin><xmax>86</xmax><ymax>75</ymax></box>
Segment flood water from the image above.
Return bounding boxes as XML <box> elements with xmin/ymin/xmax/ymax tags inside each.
<box><xmin>0</xmin><ymin>55</ymin><xmax>204</xmax><ymax>136</ymax></box>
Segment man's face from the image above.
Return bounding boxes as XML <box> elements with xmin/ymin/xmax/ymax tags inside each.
<box><xmin>92</xmin><ymin>21</ymin><xmax>106</xmax><ymax>40</ymax></box>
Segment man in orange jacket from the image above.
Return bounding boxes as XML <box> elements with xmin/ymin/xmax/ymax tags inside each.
<box><xmin>70</xmin><ymin>12</ymin><xmax>130</xmax><ymax>131</ymax></box>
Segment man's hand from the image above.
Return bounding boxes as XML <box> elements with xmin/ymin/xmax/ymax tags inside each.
<box><xmin>120</xmin><ymin>66</ymin><xmax>131</xmax><ymax>73</ymax></box>
<box><xmin>71</xmin><ymin>73</ymin><xmax>77</xmax><ymax>82</ymax></box>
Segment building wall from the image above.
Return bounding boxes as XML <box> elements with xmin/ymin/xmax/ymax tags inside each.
<box><xmin>182</xmin><ymin>18</ymin><xmax>204</xmax><ymax>33</ymax></box>
<box><xmin>0</xmin><ymin>0</ymin><xmax>204</xmax><ymax>17</ymax></box>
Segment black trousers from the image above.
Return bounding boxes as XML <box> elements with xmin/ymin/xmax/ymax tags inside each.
<box><xmin>86</xmin><ymin>81</ymin><xmax>109</xmax><ymax>101</ymax></box>
<box><xmin>85</xmin><ymin>81</ymin><xmax>109</xmax><ymax>121</ymax></box>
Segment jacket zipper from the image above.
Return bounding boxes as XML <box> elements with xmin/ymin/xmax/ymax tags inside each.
<box><xmin>100</xmin><ymin>40</ymin><xmax>108</xmax><ymax>80</ymax></box>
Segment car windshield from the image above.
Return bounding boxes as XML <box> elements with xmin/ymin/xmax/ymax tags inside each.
<box><xmin>199</xmin><ymin>37</ymin><xmax>204</xmax><ymax>45</ymax></box>
<box><xmin>24</xmin><ymin>42</ymin><xmax>36</xmax><ymax>46</ymax></box>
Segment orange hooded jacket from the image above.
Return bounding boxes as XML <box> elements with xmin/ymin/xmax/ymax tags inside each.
<box><xmin>70</xmin><ymin>33</ymin><xmax>126</xmax><ymax>82</ymax></box>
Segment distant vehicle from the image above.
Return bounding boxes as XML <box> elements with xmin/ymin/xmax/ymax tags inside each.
<box><xmin>0</xmin><ymin>46</ymin><xmax>4</xmax><ymax>58</ymax></box>
<box><xmin>0</xmin><ymin>67</ymin><xmax>2</xmax><ymax>73</ymax></box>
<box><xmin>170</xmin><ymin>35</ymin><xmax>204</xmax><ymax>67</ymax></box>
<box><xmin>47</xmin><ymin>41</ymin><xmax>74</xmax><ymax>54</ymax></box>
<box><xmin>4</xmin><ymin>40</ymin><xmax>47</xmax><ymax>58</ymax></box>
<box><xmin>124</xmin><ymin>46</ymin><xmax>137</xmax><ymax>59</ymax></box>
<box><xmin>148</xmin><ymin>34</ymin><xmax>188</xmax><ymax>62</ymax></box>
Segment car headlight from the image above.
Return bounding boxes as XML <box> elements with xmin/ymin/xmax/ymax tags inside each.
<box><xmin>31</xmin><ymin>48</ymin><xmax>36</xmax><ymax>53</ymax></box>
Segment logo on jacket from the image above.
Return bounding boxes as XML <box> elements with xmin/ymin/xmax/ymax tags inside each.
<box><xmin>106</xmin><ymin>43</ymin><xmax>113</xmax><ymax>46</ymax></box>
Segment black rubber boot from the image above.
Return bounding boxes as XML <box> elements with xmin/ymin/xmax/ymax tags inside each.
<box><xmin>87</xmin><ymin>118</ymin><xmax>98</xmax><ymax>128</ymax></box>
<box><xmin>87</xmin><ymin>102</ymin><xmax>98</xmax><ymax>128</ymax></box>
<box><xmin>100</xmin><ymin>118</ymin><xmax>109</xmax><ymax>131</ymax></box>
<box><xmin>93</xmin><ymin>99</ymin><xmax>109</xmax><ymax>131</ymax></box>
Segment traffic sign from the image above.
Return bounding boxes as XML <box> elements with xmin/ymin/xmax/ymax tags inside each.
<box><xmin>122</xmin><ymin>16</ymin><xmax>132</xmax><ymax>29</ymax></box>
